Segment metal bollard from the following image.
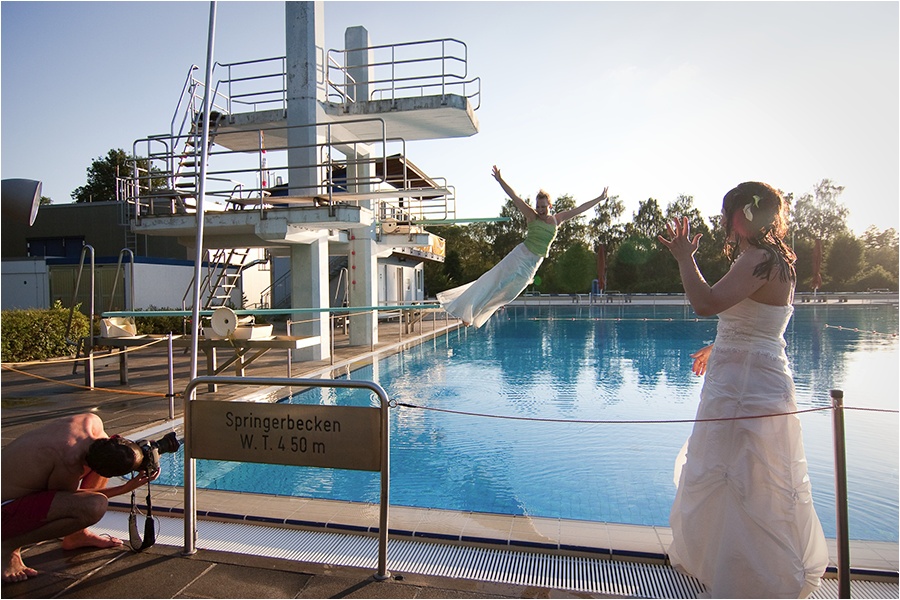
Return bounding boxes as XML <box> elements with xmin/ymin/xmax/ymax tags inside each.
<box><xmin>831</xmin><ymin>389</ymin><xmax>851</xmax><ymax>599</ymax></box>
<box><xmin>167</xmin><ymin>333</ymin><xmax>175</xmax><ymax>420</ymax></box>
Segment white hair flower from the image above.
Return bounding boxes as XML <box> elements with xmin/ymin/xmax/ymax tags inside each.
<box><xmin>742</xmin><ymin>195</ymin><xmax>762</xmax><ymax>222</ymax></box>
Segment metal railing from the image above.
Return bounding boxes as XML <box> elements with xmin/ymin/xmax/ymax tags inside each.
<box><xmin>213</xmin><ymin>56</ymin><xmax>287</xmax><ymax>115</ymax></box>
<box><xmin>126</xmin><ymin>119</ymin><xmax>456</xmax><ymax>221</ymax></box>
<box><xmin>327</xmin><ymin>38</ymin><xmax>481</xmax><ymax>109</ymax></box>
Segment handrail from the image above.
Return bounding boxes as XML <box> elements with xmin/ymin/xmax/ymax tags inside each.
<box><xmin>326</xmin><ymin>37</ymin><xmax>480</xmax><ymax>109</ymax></box>
<box><xmin>65</xmin><ymin>245</ymin><xmax>95</xmax><ymax>346</ymax></box>
<box><xmin>170</xmin><ymin>65</ymin><xmax>200</xmax><ymax>137</ymax></box>
<box><xmin>108</xmin><ymin>248</ymin><xmax>135</xmax><ymax>312</ymax></box>
<box><xmin>214</xmin><ymin>57</ymin><xmax>287</xmax><ymax>115</ymax></box>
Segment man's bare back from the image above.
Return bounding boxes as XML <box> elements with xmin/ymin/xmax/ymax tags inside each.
<box><xmin>2</xmin><ymin>413</ymin><xmax>104</xmax><ymax>502</ymax></box>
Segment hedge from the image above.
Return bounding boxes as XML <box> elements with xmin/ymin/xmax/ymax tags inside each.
<box><xmin>1</xmin><ymin>301</ymin><xmax>90</xmax><ymax>363</ymax></box>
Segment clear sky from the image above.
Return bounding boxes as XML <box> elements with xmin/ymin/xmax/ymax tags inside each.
<box><xmin>2</xmin><ymin>1</ymin><xmax>897</xmax><ymax>235</ymax></box>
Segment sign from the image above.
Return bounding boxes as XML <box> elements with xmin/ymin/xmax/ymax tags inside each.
<box><xmin>189</xmin><ymin>400</ymin><xmax>382</xmax><ymax>471</ymax></box>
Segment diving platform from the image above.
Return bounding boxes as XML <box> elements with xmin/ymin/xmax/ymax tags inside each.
<box><xmin>132</xmin><ymin>205</ymin><xmax>371</xmax><ymax>248</ymax></box>
<box><xmin>212</xmin><ymin>94</ymin><xmax>477</xmax><ymax>152</ymax></box>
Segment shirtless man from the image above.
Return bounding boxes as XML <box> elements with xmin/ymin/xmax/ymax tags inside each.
<box><xmin>2</xmin><ymin>413</ymin><xmax>157</xmax><ymax>583</ymax></box>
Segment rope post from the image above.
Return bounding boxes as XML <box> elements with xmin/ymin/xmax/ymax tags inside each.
<box><xmin>831</xmin><ymin>389</ymin><xmax>851</xmax><ymax>599</ymax></box>
<box><xmin>167</xmin><ymin>333</ymin><xmax>175</xmax><ymax>420</ymax></box>
<box><xmin>287</xmin><ymin>319</ymin><xmax>294</xmax><ymax>374</ymax></box>
<box><xmin>330</xmin><ymin>314</ymin><xmax>335</xmax><ymax>366</ymax></box>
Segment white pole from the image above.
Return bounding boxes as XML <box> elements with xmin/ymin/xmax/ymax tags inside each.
<box><xmin>185</xmin><ymin>0</ymin><xmax>217</xmax><ymax>556</ymax></box>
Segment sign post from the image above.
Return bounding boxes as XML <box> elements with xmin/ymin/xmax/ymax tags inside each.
<box><xmin>182</xmin><ymin>376</ymin><xmax>391</xmax><ymax>580</ymax></box>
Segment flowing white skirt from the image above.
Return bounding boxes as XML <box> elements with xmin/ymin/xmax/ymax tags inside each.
<box><xmin>669</xmin><ymin>346</ymin><xmax>829</xmax><ymax>598</ymax></box>
<box><xmin>436</xmin><ymin>243</ymin><xmax>543</xmax><ymax>328</ymax></box>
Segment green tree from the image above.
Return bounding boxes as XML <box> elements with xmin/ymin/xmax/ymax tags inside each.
<box><xmin>39</xmin><ymin>195</ymin><xmax>52</xmax><ymax>205</ymax></box>
<box><xmin>549</xmin><ymin>242</ymin><xmax>597</xmax><ymax>293</ymax></box>
<box><xmin>486</xmin><ymin>199</ymin><xmax>526</xmax><ymax>260</ymax></box>
<box><xmin>627</xmin><ymin>198</ymin><xmax>667</xmax><ymax>239</ymax></box>
<box><xmin>424</xmin><ymin>223</ymin><xmax>496</xmax><ymax>295</ymax></box>
<box><xmin>824</xmin><ymin>234</ymin><xmax>865</xmax><ymax>289</ymax></box>
<box><xmin>72</xmin><ymin>148</ymin><xmax>162</xmax><ymax>203</ymax></box>
<box><xmin>861</xmin><ymin>226</ymin><xmax>899</xmax><ymax>278</ymax></box>
<box><xmin>549</xmin><ymin>193</ymin><xmax>598</xmax><ymax>263</ymax></box>
<box><xmin>587</xmin><ymin>193</ymin><xmax>626</xmax><ymax>250</ymax></box>
<box><xmin>792</xmin><ymin>179</ymin><xmax>849</xmax><ymax>242</ymax></box>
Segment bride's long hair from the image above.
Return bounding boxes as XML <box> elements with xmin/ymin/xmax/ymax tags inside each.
<box><xmin>722</xmin><ymin>182</ymin><xmax>796</xmax><ymax>282</ymax></box>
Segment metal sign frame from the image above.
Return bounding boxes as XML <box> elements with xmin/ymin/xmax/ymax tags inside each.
<box><xmin>182</xmin><ymin>376</ymin><xmax>391</xmax><ymax>580</ymax></box>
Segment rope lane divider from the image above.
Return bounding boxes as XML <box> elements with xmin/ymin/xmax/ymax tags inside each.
<box><xmin>392</xmin><ymin>402</ymin><xmax>896</xmax><ymax>423</ymax></box>
<box><xmin>824</xmin><ymin>324</ymin><xmax>898</xmax><ymax>337</ymax></box>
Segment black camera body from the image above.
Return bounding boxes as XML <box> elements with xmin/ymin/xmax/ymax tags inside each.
<box><xmin>136</xmin><ymin>432</ymin><xmax>180</xmax><ymax>475</ymax></box>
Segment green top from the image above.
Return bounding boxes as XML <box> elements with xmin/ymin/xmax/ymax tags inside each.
<box><xmin>523</xmin><ymin>218</ymin><xmax>558</xmax><ymax>258</ymax></box>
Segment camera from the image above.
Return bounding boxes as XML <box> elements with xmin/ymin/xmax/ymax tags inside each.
<box><xmin>136</xmin><ymin>432</ymin><xmax>180</xmax><ymax>476</ymax></box>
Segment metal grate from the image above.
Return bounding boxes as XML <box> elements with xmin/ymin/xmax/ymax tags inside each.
<box><xmin>97</xmin><ymin>513</ymin><xmax>895</xmax><ymax>599</ymax></box>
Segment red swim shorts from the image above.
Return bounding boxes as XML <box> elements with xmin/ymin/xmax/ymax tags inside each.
<box><xmin>2</xmin><ymin>490</ymin><xmax>57</xmax><ymax>540</ymax></box>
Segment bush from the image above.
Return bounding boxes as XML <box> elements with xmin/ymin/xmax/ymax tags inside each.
<box><xmin>1</xmin><ymin>301</ymin><xmax>90</xmax><ymax>362</ymax></box>
<box><xmin>853</xmin><ymin>265</ymin><xmax>898</xmax><ymax>292</ymax></box>
<box><xmin>134</xmin><ymin>307</ymin><xmax>186</xmax><ymax>335</ymax></box>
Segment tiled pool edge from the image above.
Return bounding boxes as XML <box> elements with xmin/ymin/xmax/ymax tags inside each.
<box><xmin>108</xmin><ymin>485</ymin><xmax>899</xmax><ymax>577</ymax></box>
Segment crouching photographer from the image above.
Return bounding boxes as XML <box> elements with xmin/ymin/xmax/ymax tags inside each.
<box><xmin>2</xmin><ymin>415</ymin><xmax>179</xmax><ymax>582</ymax></box>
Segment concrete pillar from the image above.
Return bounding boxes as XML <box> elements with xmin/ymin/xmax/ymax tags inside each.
<box><xmin>285</xmin><ymin>1</ymin><xmax>324</xmax><ymax>197</ymax></box>
<box><xmin>285</xmin><ymin>1</ymin><xmax>329</xmax><ymax>360</ymax></box>
<box><xmin>345</xmin><ymin>26</ymin><xmax>379</xmax><ymax>347</ymax></box>
<box><xmin>290</xmin><ymin>238</ymin><xmax>329</xmax><ymax>360</ymax></box>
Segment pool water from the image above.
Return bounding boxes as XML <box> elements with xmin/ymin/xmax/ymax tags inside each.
<box><xmin>158</xmin><ymin>303</ymin><xmax>899</xmax><ymax>542</ymax></box>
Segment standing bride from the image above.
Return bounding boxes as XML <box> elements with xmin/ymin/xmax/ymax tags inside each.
<box><xmin>659</xmin><ymin>181</ymin><xmax>828</xmax><ymax>598</ymax></box>
<box><xmin>437</xmin><ymin>165</ymin><xmax>608</xmax><ymax>328</ymax></box>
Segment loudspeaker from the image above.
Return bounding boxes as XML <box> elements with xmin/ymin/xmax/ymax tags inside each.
<box><xmin>2</xmin><ymin>179</ymin><xmax>42</xmax><ymax>226</ymax></box>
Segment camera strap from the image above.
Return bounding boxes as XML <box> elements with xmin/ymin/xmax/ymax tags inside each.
<box><xmin>127</xmin><ymin>482</ymin><xmax>156</xmax><ymax>552</ymax></box>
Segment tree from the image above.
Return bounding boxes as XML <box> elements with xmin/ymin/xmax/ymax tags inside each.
<box><xmin>424</xmin><ymin>224</ymin><xmax>495</xmax><ymax>295</ymax></box>
<box><xmin>549</xmin><ymin>242</ymin><xmax>596</xmax><ymax>293</ymax></box>
<box><xmin>587</xmin><ymin>193</ymin><xmax>626</xmax><ymax>251</ymax></box>
<box><xmin>861</xmin><ymin>226</ymin><xmax>899</xmax><ymax>277</ymax></box>
<box><xmin>549</xmin><ymin>194</ymin><xmax>588</xmax><ymax>261</ymax></box>
<box><xmin>824</xmin><ymin>234</ymin><xmax>865</xmax><ymax>289</ymax></box>
<box><xmin>627</xmin><ymin>198</ymin><xmax>667</xmax><ymax>239</ymax></box>
<box><xmin>486</xmin><ymin>199</ymin><xmax>526</xmax><ymax>260</ymax></box>
<box><xmin>71</xmin><ymin>148</ymin><xmax>162</xmax><ymax>203</ymax></box>
<box><xmin>39</xmin><ymin>196</ymin><xmax>52</xmax><ymax>205</ymax></box>
<box><xmin>791</xmin><ymin>179</ymin><xmax>849</xmax><ymax>242</ymax></box>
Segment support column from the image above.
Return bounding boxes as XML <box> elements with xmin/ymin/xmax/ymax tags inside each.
<box><xmin>285</xmin><ymin>1</ymin><xmax>325</xmax><ymax>199</ymax></box>
<box><xmin>285</xmin><ymin>1</ymin><xmax>329</xmax><ymax>360</ymax></box>
<box><xmin>291</xmin><ymin>238</ymin><xmax>329</xmax><ymax>360</ymax></box>
<box><xmin>345</xmin><ymin>25</ymin><xmax>378</xmax><ymax>347</ymax></box>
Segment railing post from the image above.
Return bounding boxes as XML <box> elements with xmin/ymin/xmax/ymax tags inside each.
<box><xmin>167</xmin><ymin>333</ymin><xmax>175</xmax><ymax>420</ymax></box>
<box><xmin>831</xmin><ymin>389</ymin><xmax>851</xmax><ymax>599</ymax></box>
<box><xmin>287</xmin><ymin>319</ymin><xmax>295</xmax><ymax>373</ymax></box>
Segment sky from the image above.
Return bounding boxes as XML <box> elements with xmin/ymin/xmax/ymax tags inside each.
<box><xmin>2</xmin><ymin>1</ymin><xmax>898</xmax><ymax>235</ymax></box>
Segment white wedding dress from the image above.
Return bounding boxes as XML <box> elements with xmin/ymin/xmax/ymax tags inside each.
<box><xmin>669</xmin><ymin>298</ymin><xmax>829</xmax><ymax>598</ymax></box>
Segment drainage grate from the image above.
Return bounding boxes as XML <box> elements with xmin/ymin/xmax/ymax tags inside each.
<box><xmin>97</xmin><ymin>513</ymin><xmax>895</xmax><ymax>599</ymax></box>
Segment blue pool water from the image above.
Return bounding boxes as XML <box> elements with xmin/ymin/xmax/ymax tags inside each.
<box><xmin>159</xmin><ymin>303</ymin><xmax>899</xmax><ymax>542</ymax></box>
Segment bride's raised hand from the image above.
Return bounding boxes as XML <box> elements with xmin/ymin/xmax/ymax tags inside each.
<box><xmin>658</xmin><ymin>216</ymin><xmax>701</xmax><ymax>261</ymax></box>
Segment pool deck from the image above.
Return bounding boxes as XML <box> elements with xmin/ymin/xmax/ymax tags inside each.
<box><xmin>2</xmin><ymin>303</ymin><xmax>897</xmax><ymax>598</ymax></box>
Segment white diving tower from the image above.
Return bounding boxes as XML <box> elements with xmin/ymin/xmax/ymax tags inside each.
<box><xmin>125</xmin><ymin>1</ymin><xmax>480</xmax><ymax>360</ymax></box>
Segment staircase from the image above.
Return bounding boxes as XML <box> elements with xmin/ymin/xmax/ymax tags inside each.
<box><xmin>182</xmin><ymin>247</ymin><xmax>254</xmax><ymax>311</ymax></box>
<box><xmin>169</xmin><ymin>111</ymin><xmax>226</xmax><ymax>213</ymax></box>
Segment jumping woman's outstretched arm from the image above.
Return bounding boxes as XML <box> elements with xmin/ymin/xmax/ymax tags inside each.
<box><xmin>492</xmin><ymin>165</ymin><xmax>537</xmax><ymax>221</ymax></box>
<box><xmin>554</xmin><ymin>187</ymin><xmax>610</xmax><ymax>224</ymax></box>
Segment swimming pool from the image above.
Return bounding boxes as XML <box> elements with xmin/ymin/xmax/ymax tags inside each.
<box><xmin>158</xmin><ymin>303</ymin><xmax>899</xmax><ymax>542</ymax></box>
